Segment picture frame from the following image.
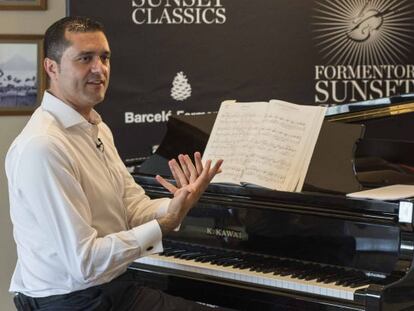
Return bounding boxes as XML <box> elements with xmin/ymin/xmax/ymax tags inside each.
<box><xmin>0</xmin><ymin>0</ymin><xmax>46</xmax><ymax>10</ymax></box>
<box><xmin>0</xmin><ymin>35</ymin><xmax>45</xmax><ymax>115</ymax></box>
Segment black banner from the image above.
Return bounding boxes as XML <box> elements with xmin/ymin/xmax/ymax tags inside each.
<box><xmin>68</xmin><ymin>0</ymin><xmax>414</xmax><ymax>160</ymax></box>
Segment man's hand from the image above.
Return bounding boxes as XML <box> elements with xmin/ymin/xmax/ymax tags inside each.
<box><xmin>155</xmin><ymin>152</ymin><xmax>223</xmax><ymax>235</ymax></box>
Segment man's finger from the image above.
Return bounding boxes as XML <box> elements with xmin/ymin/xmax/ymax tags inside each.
<box><xmin>178</xmin><ymin>154</ymin><xmax>191</xmax><ymax>180</ymax></box>
<box><xmin>170</xmin><ymin>159</ymin><xmax>188</xmax><ymax>187</ymax></box>
<box><xmin>194</xmin><ymin>151</ymin><xmax>203</xmax><ymax>175</ymax></box>
<box><xmin>168</xmin><ymin>160</ymin><xmax>182</xmax><ymax>188</ymax></box>
<box><xmin>155</xmin><ymin>175</ymin><xmax>177</xmax><ymax>194</ymax></box>
<box><xmin>199</xmin><ymin>159</ymin><xmax>211</xmax><ymax>179</ymax></box>
<box><xmin>208</xmin><ymin>159</ymin><xmax>223</xmax><ymax>180</ymax></box>
<box><xmin>184</xmin><ymin>154</ymin><xmax>198</xmax><ymax>183</ymax></box>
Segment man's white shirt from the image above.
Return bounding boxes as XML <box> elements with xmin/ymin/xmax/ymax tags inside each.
<box><xmin>6</xmin><ymin>91</ymin><xmax>170</xmax><ymax>297</ymax></box>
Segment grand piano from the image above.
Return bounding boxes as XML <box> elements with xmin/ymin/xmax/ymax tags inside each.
<box><xmin>128</xmin><ymin>94</ymin><xmax>414</xmax><ymax>310</ymax></box>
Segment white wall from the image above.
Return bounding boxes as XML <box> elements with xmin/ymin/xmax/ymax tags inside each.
<box><xmin>0</xmin><ymin>1</ymin><xmax>66</xmax><ymax>309</ymax></box>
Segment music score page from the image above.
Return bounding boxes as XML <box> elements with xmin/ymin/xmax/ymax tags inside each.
<box><xmin>202</xmin><ymin>100</ymin><xmax>326</xmax><ymax>192</ymax></box>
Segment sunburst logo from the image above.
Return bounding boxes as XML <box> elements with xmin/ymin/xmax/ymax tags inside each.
<box><xmin>313</xmin><ymin>0</ymin><xmax>414</xmax><ymax>65</ymax></box>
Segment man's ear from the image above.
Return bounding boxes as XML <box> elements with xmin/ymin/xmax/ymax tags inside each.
<box><xmin>44</xmin><ymin>58</ymin><xmax>59</xmax><ymax>81</ymax></box>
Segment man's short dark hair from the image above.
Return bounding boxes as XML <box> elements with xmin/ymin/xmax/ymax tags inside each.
<box><xmin>44</xmin><ymin>16</ymin><xmax>105</xmax><ymax>63</ymax></box>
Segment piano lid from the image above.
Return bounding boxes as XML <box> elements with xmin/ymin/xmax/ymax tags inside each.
<box><xmin>137</xmin><ymin>94</ymin><xmax>414</xmax><ymax>194</ymax></box>
<box><xmin>325</xmin><ymin>93</ymin><xmax>414</xmax><ymax>122</ymax></box>
<box><xmin>138</xmin><ymin>113</ymin><xmax>216</xmax><ymax>177</ymax></box>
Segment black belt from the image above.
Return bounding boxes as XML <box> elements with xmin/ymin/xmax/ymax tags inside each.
<box><xmin>13</xmin><ymin>271</ymin><xmax>139</xmax><ymax>310</ymax></box>
<box><xmin>14</xmin><ymin>292</ymin><xmax>72</xmax><ymax>311</ymax></box>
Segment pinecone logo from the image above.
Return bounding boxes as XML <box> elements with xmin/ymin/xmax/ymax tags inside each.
<box><xmin>171</xmin><ymin>71</ymin><xmax>191</xmax><ymax>101</ymax></box>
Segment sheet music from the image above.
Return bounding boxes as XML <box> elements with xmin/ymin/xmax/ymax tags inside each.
<box><xmin>203</xmin><ymin>101</ymin><xmax>268</xmax><ymax>184</ymax></box>
<box><xmin>347</xmin><ymin>184</ymin><xmax>414</xmax><ymax>200</ymax></box>
<box><xmin>203</xmin><ymin>100</ymin><xmax>326</xmax><ymax>192</ymax></box>
<box><xmin>292</xmin><ymin>103</ymin><xmax>326</xmax><ymax>191</ymax></box>
<box><xmin>242</xmin><ymin>101</ymin><xmax>325</xmax><ymax>191</ymax></box>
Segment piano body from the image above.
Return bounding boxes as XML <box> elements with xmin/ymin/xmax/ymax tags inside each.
<box><xmin>129</xmin><ymin>94</ymin><xmax>414</xmax><ymax>310</ymax></box>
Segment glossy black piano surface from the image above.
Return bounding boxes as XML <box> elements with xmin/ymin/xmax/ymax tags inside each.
<box><xmin>129</xmin><ymin>94</ymin><xmax>414</xmax><ymax>311</ymax></box>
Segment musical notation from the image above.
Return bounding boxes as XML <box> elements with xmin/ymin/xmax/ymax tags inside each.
<box><xmin>203</xmin><ymin>100</ymin><xmax>326</xmax><ymax>191</ymax></box>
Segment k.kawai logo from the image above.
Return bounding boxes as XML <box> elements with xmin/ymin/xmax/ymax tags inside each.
<box><xmin>312</xmin><ymin>0</ymin><xmax>414</xmax><ymax>65</ymax></box>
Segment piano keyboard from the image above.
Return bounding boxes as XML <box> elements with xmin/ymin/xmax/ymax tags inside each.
<box><xmin>135</xmin><ymin>250</ymin><xmax>370</xmax><ymax>301</ymax></box>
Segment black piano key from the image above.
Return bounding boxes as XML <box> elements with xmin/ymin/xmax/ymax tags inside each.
<box><xmin>232</xmin><ymin>260</ymin><xmax>251</xmax><ymax>268</ymax></box>
<box><xmin>249</xmin><ymin>260</ymin><xmax>273</xmax><ymax>272</ymax></box>
<box><xmin>249</xmin><ymin>263</ymin><xmax>265</xmax><ymax>272</ymax></box>
<box><xmin>341</xmin><ymin>277</ymin><xmax>365</xmax><ymax>287</ymax></box>
<box><xmin>196</xmin><ymin>254</ymin><xmax>219</xmax><ymax>263</ymax></box>
<box><xmin>334</xmin><ymin>272</ymin><xmax>362</xmax><ymax>285</ymax></box>
<box><xmin>232</xmin><ymin>264</ymin><xmax>244</xmax><ymax>269</ymax></box>
<box><xmin>296</xmin><ymin>270</ymin><xmax>315</xmax><ymax>279</ymax></box>
<box><xmin>335</xmin><ymin>278</ymin><xmax>354</xmax><ymax>286</ymax></box>
<box><xmin>173</xmin><ymin>251</ymin><xmax>193</xmax><ymax>258</ymax></box>
<box><xmin>349</xmin><ymin>279</ymin><xmax>372</xmax><ymax>288</ymax></box>
<box><xmin>234</xmin><ymin>256</ymin><xmax>254</xmax><ymax>269</ymax></box>
<box><xmin>210</xmin><ymin>258</ymin><xmax>226</xmax><ymax>265</ymax></box>
<box><xmin>321</xmin><ymin>274</ymin><xmax>343</xmax><ymax>284</ymax></box>
<box><xmin>163</xmin><ymin>249</ymin><xmax>187</xmax><ymax>257</ymax></box>
<box><xmin>316</xmin><ymin>267</ymin><xmax>345</xmax><ymax>283</ymax></box>
<box><xmin>176</xmin><ymin>252</ymin><xmax>204</xmax><ymax>260</ymax></box>
<box><xmin>304</xmin><ymin>267</ymin><xmax>326</xmax><ymax>280</ymax></box>
<box><xmin>343</xmin><ymin>273</ymin><xmax>371</xmax><ymax>286</ymax></box>
<box><xmin>272</xmin><ymin>265</ymin><xmax>294</xmax><ymax>276</ymax></box>
<box><xmin>233</xmin><ymin>263</ymin><xmax>251</xmax><ymax>270</ymax></box>
<box><xmin>270</xmin><ymin>266</ymin><xmax>285</xmax><ymax>275</ymax></box>
<box><xmin>215</xmin><ymin>258</ymin><xmax>238</xmax><ymax>266</ymax></box>
<box><xmin>160</xmin><ymin>247</ymin><xmax>174</xmax><ymax>253</ymax></box>
<box><xmin>223</xmin><ymin>258</ymin><xmax>244</xmax><ymax>267</ymax></box>
<box><xmin>261</xmin><ymin>267</ymin><xmax>277</xmax><ymax>274</ymax></box>
<box><xmin>287</xmin><ymin>263</ymin><xmax>321</xmax><ymax>279</ymax></box>
<box><xmin>211</xmin><ymin>255</ymin><xmax>238</xmax><ymax>265</ymax></box>
<box><xmin>290</xmin><ymin>263</ymin><xmax>310</xmax><ymax>277</ymax></box>
<box><xmin>249</xmin><ymin>257</ymin><xmax>274</xmax><ymax>273</ymax></box>
<box><xmin>260</xmin><ymin>266</ymin><xmax>276</xmax><ymax>273</ymax></box>
<box><xmin>255</xmin><ymin>264</ymin><xmax>273</xmax><ymax>273</ymax></box>
<box><xmin>277</xmin><ymin>261</ymin><xmax>303</xmax><ymax>276</ymax></box>
<box><xmin>279</xmin><ymin>269</ymin><xmax>295</xmax><ymax>277</ymax></box>
<box><xmin>291</xmin><ymin>271</ymin><xmax>309</xmax><ymax>279</ymax></box>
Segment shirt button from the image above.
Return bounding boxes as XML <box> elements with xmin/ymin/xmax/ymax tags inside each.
<box><xmin>146</xmin><ymin>246</ymin><xmax>153</xmax><ymax>251</ymax></box>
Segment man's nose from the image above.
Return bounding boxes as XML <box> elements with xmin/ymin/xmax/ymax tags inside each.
<box><xmin>91</xmin><ymin>56</ymin><xmax>106</xmax><ymax>73</ymax></box>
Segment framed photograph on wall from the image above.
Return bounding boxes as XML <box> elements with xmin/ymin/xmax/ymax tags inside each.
<box><xmin>0</xmin><ymin>0</ymin><xmax>46</xmax><ymax>10</ymax></box>
<box><xmin>0</xmin><ymin>35</ymin><xmax>45</xmax><ymax>115</ymax></box>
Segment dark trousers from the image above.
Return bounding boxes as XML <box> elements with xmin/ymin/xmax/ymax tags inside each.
<box><xmin>13</xmin><ymin>271</ymin><xmax>235</xmax><ymax>311</ymax></box>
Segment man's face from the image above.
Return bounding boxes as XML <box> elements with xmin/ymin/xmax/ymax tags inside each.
<box><xmin>46</xmin><ymin>30</ymin><xmax>111</xmax><ymax>117</ymax></box>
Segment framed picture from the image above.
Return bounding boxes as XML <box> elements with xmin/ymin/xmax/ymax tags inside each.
<box><xmin>0</xmin><ymin>35</ymin><xmax>45</xmax><ymax>115</ymax></box>
<box><xmin>0</xmin><ymin>0</ymin><xmax>46</xmax><ymax>10</ymax></box>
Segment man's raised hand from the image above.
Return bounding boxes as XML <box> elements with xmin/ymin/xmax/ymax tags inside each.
<box><xmin>155</xmin><ymin>152</ymin><xmax>223</xmax><ymax>234</ymax></box>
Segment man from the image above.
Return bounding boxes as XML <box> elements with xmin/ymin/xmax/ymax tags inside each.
<box><xmin>6</xmin><ymin>16</ymin><xmax>225</xmax><ymax>310</ymax></box>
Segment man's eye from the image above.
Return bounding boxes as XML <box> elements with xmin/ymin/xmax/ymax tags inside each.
<box><xmin>101</xmin><ymin>55</ymin><xmax>110</xmax><ymax>63</ymax></box>
<box><xmin>79</xmin><ymin>56</ymin><xmax>92</xmax><ymax>62</ymax></box>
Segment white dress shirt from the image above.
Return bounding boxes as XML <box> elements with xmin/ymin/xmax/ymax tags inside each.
<box><xmin>6</xmin><ymin>91</ymin><xmax>170</xmax><ymax>297</ymax></box>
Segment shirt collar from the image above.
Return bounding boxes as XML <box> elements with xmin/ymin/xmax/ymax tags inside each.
<box><xmin>41</xmin><ymin>91</ymin><xmax>102</xmax><ymax>129</ymax></box>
